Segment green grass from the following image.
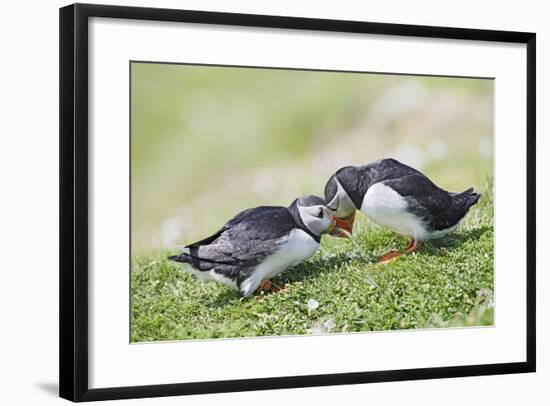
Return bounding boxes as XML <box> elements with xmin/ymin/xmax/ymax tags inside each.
<box><xmin>131</xmin><ymin>182</ymin><xmax>494</xmax><ymax>342</ymax></box>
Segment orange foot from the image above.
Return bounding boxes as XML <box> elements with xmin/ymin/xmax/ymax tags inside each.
<box><xmin>259</xmin><ymin>279</ymin><xmax>272</xmax><ymax>291</ymax></box>
<box><xmin>377</xmin><ymin>250</ymin><xmax>405</xmax><ymax>264</ymax></box>
<box><xmin>377</xmin><ymin>239</ymin><xmax>421</xmax><ymax>264</ymax></box>
<box><xmin>256</xmin><ymin>279</ymin><xmax>286</xmax><ymax>294</ymax></box>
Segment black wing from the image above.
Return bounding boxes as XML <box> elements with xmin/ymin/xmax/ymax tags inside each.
<box><xmin>364</xmin><ymin>158</ymin><xmax>424</xmax><ymax>184</ymax></box>
<box><xmin>334</xmin><ymin>159</ymin><xmax>425</xmax><ymax>207</ymax></box>
<box><xmin>170</xmin><ymin>206</ymin><xmax>296</xmax><ymax>271</ymax></box>
<box><xmin>381</xmin><ymin>175</ymin><xmax>479</xmax><ymax>230</ymax></box>
<box><xmin>380</xmin><ymin>174</ymin><xmax>453</xmax><ymax>228</ymax></box>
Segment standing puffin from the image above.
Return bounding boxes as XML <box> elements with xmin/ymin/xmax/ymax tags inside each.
<box><xmin>169</xmin><ymin>195</ymin><xmax>348</xmax><ymax>297</ymax></box>
<box><xmin>324</xmin><ymin>158</ymin><xmax>481</xmax><ymax>263</ymax></box>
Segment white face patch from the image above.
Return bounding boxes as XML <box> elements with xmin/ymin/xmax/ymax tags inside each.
<box><xmin>327</xmin><ymin>178</ymin><xmax>356</xmax><ymax>218</ymax></box>
<box><xmin>297</xmin><ymin>204</ymin><xmax>333</xmax><ymax>236</ymax></box>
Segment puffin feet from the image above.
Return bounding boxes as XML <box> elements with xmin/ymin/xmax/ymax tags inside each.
<box><xmin>256</xmin><ymin>279</ymin><xmax>285</xmax><ymax>295</ymax></box>
<box><xmin>377</xmin><ymin>250</ymin><xmax>404</xmax><ymax>264</ymax></box>
<box><xmin>377</xmin><ymin>239</ymin><xmax>421</xmax><ymax>264</ymax></box>
<box><xmin>259</xmin><ymin>279</ymin><xmax>272</xmax><ymax>291</ymax></box>
<box><xmin>405</xmin><ymin>239</ymin><xmax>416</xmax><ymax>251</ymax></box>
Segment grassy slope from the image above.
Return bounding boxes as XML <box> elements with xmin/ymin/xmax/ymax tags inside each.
<box><xmin>131</xmin><ymin>183</ymin><xmax>494</xmax><ymax>342</ymax></box>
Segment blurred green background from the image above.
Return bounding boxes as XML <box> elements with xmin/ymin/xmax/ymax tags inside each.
<box><xmin>131</xmin><ymin>63</ymin><xmax>493</xmax><ymax>255</ymax></box>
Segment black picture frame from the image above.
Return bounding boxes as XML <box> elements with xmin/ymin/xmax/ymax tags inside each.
<box><xmin>59</xmin><ymin>3</ymin><xmax>536</xmax><ymax>402</ymax></box>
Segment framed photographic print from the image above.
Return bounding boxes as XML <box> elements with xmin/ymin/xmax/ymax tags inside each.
<box><xmin>59</xmin><ymin>3</ymin><xmax>536</xmax><ymax>402</ymax></box>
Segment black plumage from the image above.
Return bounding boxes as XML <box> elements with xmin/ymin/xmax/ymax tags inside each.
<box><xmin>168</xmin><ymin>196</ymin><xmax>327</xmax><ymax>296</ymax></box>
<box><xmin>326</xmin><ymin>158</ymin><xmax>480</xmax><ymax>235</ymax></box>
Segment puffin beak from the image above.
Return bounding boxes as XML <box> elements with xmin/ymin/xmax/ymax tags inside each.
<box><xmin>329</xmin><ymin>212</ymin><xmax>355</xmax><ymax>238</ymax></box>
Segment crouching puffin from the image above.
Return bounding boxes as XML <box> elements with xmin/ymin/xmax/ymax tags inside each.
<box><xmin>168</xmin><ymin>195</ymin><xmax>348</xmax><ymax>297</ymax></box>
<box><xmin>324</xmin><ymin>158</ymin><xmax>481</xmax><ymax>263</ymax></box>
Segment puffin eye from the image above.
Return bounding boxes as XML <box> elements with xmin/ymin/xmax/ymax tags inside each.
<box><xmin>327</xmin><ymin>196</ymin><xmax>338</xmax><ymax>211</ymax></box>
<box><xmin>317</xmin><ymin>208</ymin><xmax>324</xmax><ymax>218</ymax></box>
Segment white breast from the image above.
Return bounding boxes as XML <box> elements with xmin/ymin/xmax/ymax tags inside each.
<box><xmin>239</xmin><ymin>229</ymin><xmax>320</xmax><ymax>297</ymax></box>
<box><xmin>361</xmin><ymin>182</ymin><xmax>428</xmax><ymax>240</ymax></box>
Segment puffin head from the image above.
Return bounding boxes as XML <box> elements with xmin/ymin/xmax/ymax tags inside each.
<box><xmin>324</xmin><ymin>170</ymin><xmax>357</xmax><ymax>237</ymax></box>
<box><xmin>291</xmin><ymin>195</ymin><xmax>350</xmax><ymax>238</ymax></box>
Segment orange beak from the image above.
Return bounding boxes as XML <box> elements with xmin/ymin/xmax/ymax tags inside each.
<box><xmin>329</xmin><ymin>212</ymin><xmax>355</xmax><ymax>238</ymax></box>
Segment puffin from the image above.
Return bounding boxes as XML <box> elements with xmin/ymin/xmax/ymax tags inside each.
<box><xmin>324</xmin><ymin>158</ymin><xmax>481</xmax><ymax>263</ymax></box>
<box><xmin>168</xmin><ymin>195</ymin><xmax>348</xmax><ymax>297</ymax></box>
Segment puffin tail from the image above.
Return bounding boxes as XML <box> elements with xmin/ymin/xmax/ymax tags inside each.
<box><xmin>168</xmin><ymin>249</ymin><xmax>217</xmax><ymax>274</ymax></box>
<box><xmin>168</xmin><ymin>254</ymin><xmax>183</xmax><ymax>262</ymax></box>
<box><xmin>168</xmin><ymin>248</ymin><xmax>192</xmax><ymax>264</ymax></box>
<box><xmin>168</xmin><ymin>251</ymin><xmax>217</xmax><ymax>283</ymax></box>
<box><xmin>454</xmin><ymin>187</ymin><xmax>481</xmax><ymax>211</ymax></box>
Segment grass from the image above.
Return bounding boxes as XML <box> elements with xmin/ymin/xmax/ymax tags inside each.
<box><xmin>131</xmin><ymin>182</ymin><xmax>494</xmax><ymax>342</ymax></box>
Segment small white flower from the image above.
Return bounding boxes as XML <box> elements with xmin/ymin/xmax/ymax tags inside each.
<box><xmin>307</xmin><ymin>299</ymin><xmax>319</xmax><ymax>311</ymax></box>
<box><xmin>323</xmin><ymin>318</ymin><xmax>336</xmax><ymax>332</ymax></box>
<box><xmin>307</xmin><ymin>325</ymin><xmax>323</xmax><ymax>335</ymax></box>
